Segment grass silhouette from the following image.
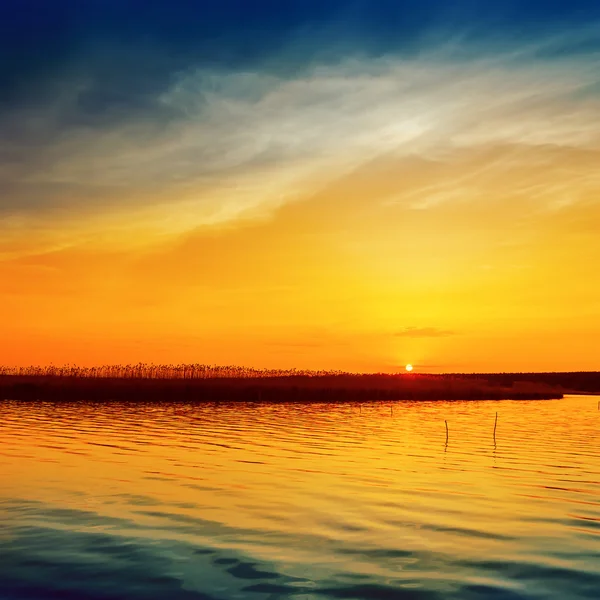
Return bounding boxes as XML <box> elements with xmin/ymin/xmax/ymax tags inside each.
<box><xmin>0</xmin><ymin>364</ymin><xmax>568</xmax><ymax>402</ymax></box>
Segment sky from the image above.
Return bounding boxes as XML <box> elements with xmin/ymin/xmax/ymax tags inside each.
<box><xmin>1</xmin><ymin>0</ymin><xmax>600</xmax><ymax>373</ymax></box>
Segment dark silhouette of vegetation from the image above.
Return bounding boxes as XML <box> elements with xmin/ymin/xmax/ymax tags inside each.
<box><xmin>0</xmin><ymin>363</ymin><xmax>565</xmax><ymax>402</ymax></box>
<box><xmin>455</xmin><ymin>371</ymin><xmax>600</xmax><ymax>395</ymax></box>
<box><xmin>0</xmin><ymin>364</ymin><xmax>347</xmax><ymax>379</ymax></box>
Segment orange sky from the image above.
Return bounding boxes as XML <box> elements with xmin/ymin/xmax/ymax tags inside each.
<box><xmin>2</xmin><ymin>53</ymin><xmax>600</xmax><ymax>372</ymax></box>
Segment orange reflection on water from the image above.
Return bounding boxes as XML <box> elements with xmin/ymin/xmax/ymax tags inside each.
<box><xmin>1</xmin><ymin>396</ymin><xmax>599</xmax><ymax>587</ymax></box>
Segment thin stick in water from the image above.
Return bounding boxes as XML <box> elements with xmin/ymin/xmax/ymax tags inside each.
<box><xmin>445</xmin><ymin>420</ymin><xmax>449</xmax><ymax>444</ymax></box>
<box><xmin>494</xmin><ymin>412</ymin><xmax>498</xmax><ymax>439</ymax></box>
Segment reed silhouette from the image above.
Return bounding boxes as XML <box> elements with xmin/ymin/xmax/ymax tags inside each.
<box><xmin>0</xmin><ymin>363</ymin><xmax>567</xmax><ymax>402</ymax></box>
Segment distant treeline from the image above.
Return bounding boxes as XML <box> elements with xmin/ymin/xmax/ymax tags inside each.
<box><xmin>454</xmin><ymin>372</ymin><xmax>600</xmax><ymax>395</ymax></box>
<box><xmin>0</xmin><ymin>363</ymin><xmax>567</xmax><ymax>402</ymax></box>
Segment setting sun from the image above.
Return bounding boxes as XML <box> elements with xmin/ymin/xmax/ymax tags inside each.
<box><xmin>405</xmin><ymin>364</ymin><xmax>413</xmax><ymax>372</ymax></box>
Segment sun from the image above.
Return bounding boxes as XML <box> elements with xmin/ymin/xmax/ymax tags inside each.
<box><xmin>405</xmin><ymin>364</ymin><xmax>413</xmax><ymax>372</ymax></box>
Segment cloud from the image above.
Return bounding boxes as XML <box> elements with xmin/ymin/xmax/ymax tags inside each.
<box><xmin>394</xmin><ymin>327</ymin><xmax>456</xmax><ymax>338</ymax></box>
<box><xmin>1</xmin><ymin>19</ymin><xmax>600</xmax><ymax>257</ymax></box>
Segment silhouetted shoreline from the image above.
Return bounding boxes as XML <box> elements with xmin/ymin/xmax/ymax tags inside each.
<box><xmin>0</xmin><ymin>372</ymin><xmax>566</xmax><ymax>402</ymax></box>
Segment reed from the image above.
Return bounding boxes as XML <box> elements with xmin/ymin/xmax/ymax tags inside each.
<box><xmin>0</xmin><ymin>363</ymin><xmax>357</xmax><ymax>380</ymax></box>
<box><xmin>0</xmin><ymin>363</ymin><xmax>565</xmax><ymax>403</ymax></box>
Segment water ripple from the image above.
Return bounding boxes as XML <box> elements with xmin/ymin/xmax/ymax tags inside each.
<box><xmin>0</xmin><ymin>395</ymin><xmax>599</xmax><ymax>599</ymax></box>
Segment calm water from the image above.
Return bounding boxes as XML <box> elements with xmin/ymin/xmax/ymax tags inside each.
<box><xmin>0</xmin><ymin>396</ymin><xmax>599</xmax><ymax>600</ymax></box>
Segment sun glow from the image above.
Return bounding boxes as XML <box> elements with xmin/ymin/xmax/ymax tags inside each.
<box><xmin>405</xmin><ymin>364</ymin><xmax>413</xmax><ymax>372</ymax></box>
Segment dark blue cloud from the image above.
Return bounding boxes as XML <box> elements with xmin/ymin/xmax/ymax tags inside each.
<box><xmin>3</xmin><ymin>0</ymin><xmax>600</xmax><ymax>107</ymax></box>
<box><xmin>0</xmin><ymin>0</ymin><xmax>598</xmax><ymax>140</ymax></box>
<box><xmin>1</xmin><ymin>0</ymin><xmax>599</xmax><ymax>135</ymax></box>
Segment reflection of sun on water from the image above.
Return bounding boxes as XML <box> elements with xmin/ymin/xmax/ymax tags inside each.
<box><xmin>405</xmin><ymin>364</ymin><xmax>413</xmax><ymax>372</ymax></box>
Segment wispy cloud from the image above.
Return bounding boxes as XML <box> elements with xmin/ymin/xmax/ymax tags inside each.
<box><xmin>2</xmin><ymin>30</ymin><xmax>600</xmax><ymax>256</ymax></box>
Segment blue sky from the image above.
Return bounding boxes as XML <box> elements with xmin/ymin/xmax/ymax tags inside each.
<box><xmin>3</xmin><ymin>1</ymin><xmax>600</xmax><ymax>103</ymax></box>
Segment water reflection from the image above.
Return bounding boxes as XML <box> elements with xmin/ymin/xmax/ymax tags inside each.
<box><xmin>0</xmin><ymin>396</ymin><xmax>599</xmax><ymax>599</ymax></box>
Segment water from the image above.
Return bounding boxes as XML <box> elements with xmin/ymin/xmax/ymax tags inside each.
<box><xmin>0</xmin><ymin>396</ymin><xmax>599</xmax><ymax>600</ymax></box>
